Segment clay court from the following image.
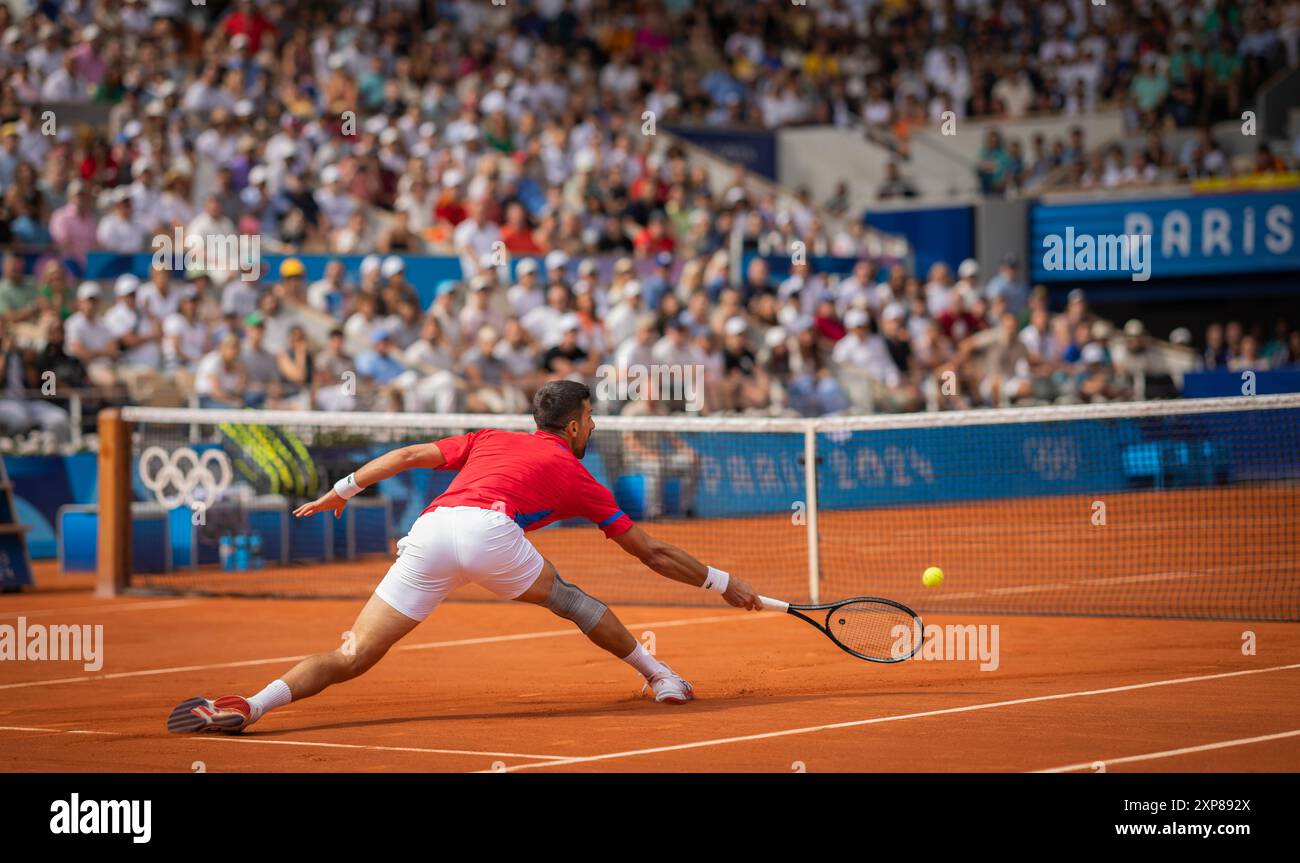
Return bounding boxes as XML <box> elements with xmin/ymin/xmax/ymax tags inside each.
<box><xmin>3</xmin><ymin>484</ymin><xmax>1298</xmax><ymax>773</ymax></box>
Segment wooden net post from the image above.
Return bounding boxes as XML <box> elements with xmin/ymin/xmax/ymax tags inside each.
<box><xmin>97</xmin><ymin>408</ymin><xmax>131</xmax><ymax>597</ymax></box>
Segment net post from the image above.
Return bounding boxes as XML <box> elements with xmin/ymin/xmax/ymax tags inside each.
<box><xmin>97</xmin><ymin>408</ymin><xmax>131</xmax><ymax>598</ymax></box>
<box><xmin>803</xmin><ymin>422</ymin><xmax>820</xmax><ymax>604</ymax></box>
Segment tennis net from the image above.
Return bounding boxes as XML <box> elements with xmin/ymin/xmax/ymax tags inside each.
<box><xmin>102</xmin><ymin>394</ymin><xmax>1300</xmax><ymax>620</ymax></box>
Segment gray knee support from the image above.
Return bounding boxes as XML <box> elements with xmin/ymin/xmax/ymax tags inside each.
<box><xmin>541</xmin><ymin>574</ymin><xmax>608</xmax><ymax>634</ymax></box>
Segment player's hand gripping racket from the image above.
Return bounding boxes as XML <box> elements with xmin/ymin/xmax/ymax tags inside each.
<box><xmin>759</xmin><ymin>595</ymin><xmax>924</xmax><ymax>663</ymax></box>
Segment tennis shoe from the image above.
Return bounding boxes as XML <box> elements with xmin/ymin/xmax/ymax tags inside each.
<box><xmin>642</xmin><ymin>665</ymin><xmax>694</xmax><ymax>704</ymax></box>
<box><xmin>167</xmin><ymin>695</ymin><xmax>253</xmax><ymax>734</ymax></box>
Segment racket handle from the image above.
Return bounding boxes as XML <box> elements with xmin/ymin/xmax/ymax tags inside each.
<box><xmin>758</xmin><ymin>595</ymin><xmax>789</xmax><ymax>612</ymax></box>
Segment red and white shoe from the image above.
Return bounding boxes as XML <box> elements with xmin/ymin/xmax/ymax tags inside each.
<box><xmin>642</xmin><ymin>666</ymin><xmax>695</xmax><ymax>704</ymax></box>
<box><xmin>167</xmin><ymin>695</ymin><xmax>253</xmax><ymax>734</ymax></box>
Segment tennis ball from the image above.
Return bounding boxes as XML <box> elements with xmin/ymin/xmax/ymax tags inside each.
<box><xmin>922</xmin><ymin>566</ymin><xmax>945</xmax><ymax>588</ymax></box>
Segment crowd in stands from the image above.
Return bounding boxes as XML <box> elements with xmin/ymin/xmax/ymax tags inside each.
<box><xmin>0</xmin><ymin>0</ymin><xmax>1296</xmax><ymax>451</ymax></box>
<box><xmin>4</xmin><ymin>241</ymin><xmax>1298</xmax><ymax>449</ymax></box>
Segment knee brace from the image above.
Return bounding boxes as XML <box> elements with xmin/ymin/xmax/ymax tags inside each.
<box><xmin>541</xmin><ymin>574</ymin><xmax>608</xmax><ymax>634</ymax></box>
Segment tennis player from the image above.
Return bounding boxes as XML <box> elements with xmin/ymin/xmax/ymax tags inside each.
<box><xmin>169</xmin><ymin>380</ymin><xmax>760</xmax><ymax>734</ymax></box>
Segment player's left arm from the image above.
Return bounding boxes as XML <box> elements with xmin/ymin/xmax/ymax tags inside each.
<box><xmin>292</xmin><ymin>441</ymin><xmax>449</xmax><ymax>518</ymax></box>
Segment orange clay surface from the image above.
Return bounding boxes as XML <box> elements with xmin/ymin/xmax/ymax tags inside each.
<box><xmin>2</xmin><ymin>558</ymin><xmax>1299</xmax><ymax>773</ymax></box>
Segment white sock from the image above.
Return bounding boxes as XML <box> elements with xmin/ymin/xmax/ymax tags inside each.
<box><xmin>621</xmin><ymin>643</ymin><xmax>667</xmax><ymax>679</ymax></box>
<box><xmin>247</xmin><ymin>679</ymin><xmax>293</xmax><ymax>722</ymax></box>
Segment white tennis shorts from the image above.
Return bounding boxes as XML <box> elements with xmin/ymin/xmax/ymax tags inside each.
<box><xmin>374</xmin><ymin>506</ymin><xmax>545</xmax><ymax>621</ymax></box>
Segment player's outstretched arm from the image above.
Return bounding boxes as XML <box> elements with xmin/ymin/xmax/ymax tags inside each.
<box><xmin>293</xmin><ymin>441</ymin><xmax>448</xmax><ymax>518</ymax></box>
<box><xmin>612</xmin><ymin>525</ymin><xmax>762</xmax><ymax>610</ymax></box>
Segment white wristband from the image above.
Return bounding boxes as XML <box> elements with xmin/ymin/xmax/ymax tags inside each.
<box><xmin>703</xmin><ymin>566</ymin><xmax>730</xmax><ymax>594</ymax></box>
<box><xmin>333</xmin><ymin>473</ymin><xmax>363</xmax><ymax>500</ymax></box>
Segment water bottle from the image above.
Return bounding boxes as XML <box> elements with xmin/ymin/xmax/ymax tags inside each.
<box><xmin>249</xmin><ymin>533</ymin><xmax>264</xmax><ymax>569</ymax></box>
<box><xmin>219</xmin><ymin>535</ymin><xmax>234</xmax><ymax>571</ymax></box>
<box><xmin>234</xmin><ymin>534</ymin><xmax>248</xmax><ymax>572</ymax></box>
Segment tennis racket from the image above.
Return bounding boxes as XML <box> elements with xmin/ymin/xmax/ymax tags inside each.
<box><xmin>759</xmin><ymin>595</ymin><xmax>924</xmax><ymax>663</ymax></box>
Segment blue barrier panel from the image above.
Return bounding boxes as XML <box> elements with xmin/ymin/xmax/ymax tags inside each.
<box><xmin>1183</xmin><ymin>371</ymin><xmax>1300</xmax><ymax>399</ymax></box>
<box><xmin>58</xmin><ymin>506</ymin><xmax>169</xmax><ymax>574</ymax></box>
<box><xmin>7</xmin><ymin>453</ymin><xmax>98</xmax><ymax>560</ymax></box>
<box><xmin>866</xmin><ymin>205</ymin><xmax>974</xmax><ymax>278</ymax></box>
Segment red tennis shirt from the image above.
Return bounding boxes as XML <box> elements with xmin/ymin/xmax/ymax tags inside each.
<box><xmin>424</xmin><ymin>429</ymin><xmax>634</xmax><ymax>538</ymax></box>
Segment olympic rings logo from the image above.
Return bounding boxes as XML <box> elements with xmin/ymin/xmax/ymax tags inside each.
<box><xmin>138</xmin><ymin>446</ymin><xmax>233</xmax><ymax>510</ymax></box>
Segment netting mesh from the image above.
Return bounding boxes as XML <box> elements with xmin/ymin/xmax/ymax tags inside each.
<box><xmin>119</xmin><ymin>396</ymin><xmax>1300</xmax><ymax>620</ymax></box>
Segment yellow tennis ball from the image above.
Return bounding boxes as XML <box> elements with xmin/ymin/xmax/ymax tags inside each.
<box><xmin>922</xmin><ymin>566</ymin><xmax>945</xmax><ymax>587</ymax></box>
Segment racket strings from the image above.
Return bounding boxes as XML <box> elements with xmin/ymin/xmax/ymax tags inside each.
<box><xmin>827</xmin><ymin>601</ymin><xmax>922</xmax><ymax>660</ymax></box>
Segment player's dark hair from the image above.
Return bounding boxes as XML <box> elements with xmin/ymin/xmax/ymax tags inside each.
<box><xmin>533</xmin><ymin>380</ymin><xmax>590</xmax><ymax>433</ymax></box>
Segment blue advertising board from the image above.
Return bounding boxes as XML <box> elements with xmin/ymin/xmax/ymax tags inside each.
<box><xmin>667</xmin><ymin>127</ymin><xmax>778</xmax><ymax>180</ymax></box>
<box><xmin>1030</xmin><ymin>191</ymin><xmax>1300</xmax><ymax>282</ymax></box>
<box><xmin>865</xmin><ymin>205</ymin><xmax>974</xmax><ymax>278</ymax></box>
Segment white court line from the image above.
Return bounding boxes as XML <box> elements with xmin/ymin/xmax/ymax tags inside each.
<box><xmin>0</xmin><ymin>724</ymin><xmax>572</xmax><ymax>761</ymax></box>
<box><xmin>1033</xmin><ymin>728</ymin><xmax>1300</xmax><ymax>773</ymax></box>
<box><xmin>0</xmin><ymin>726</ymin><xmax>117</xmax><ymax>735</ymax></box>
<box><xmin>0</xmin><ymin>599</ymin><xmax>199</xmax><ymax>620</ymax></box>
<box><xmin>489</xmin><ymin>662</ymin><xmax>1300</xmax><ymax>772</ymax></box>
<box><xmin>0</xmin><ymin>610</ymin><xmax>776</xmax><ymax>691</ymax></box>
<box><xmin>198</xmin><ymin>735</ymin><xmax>574</xmax><ymax>761</ymax></box>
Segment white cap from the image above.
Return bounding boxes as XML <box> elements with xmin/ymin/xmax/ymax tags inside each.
<box><xmin>881</xmin><ymin>302</ymin><xmax>906</xmax><ymax>322</ymax></box>
<box><xmin>360</xmin><ymin>254</ymin><xmax>381</xmax><ymax>277</ymax></box>
<box><xmin>1124</xmin><ymin>318</ymin><xmax>1146</xmax><ymax>337</ymax></box>
<box><xmin>114</xmin><ymin>274</ymin><xmax>141</xmax><ymax>297</ymax></box>
<box><xmin>470</xmin><ymin>274</ymin><xmax>492</xmax><ymax>291</ymax></box>
<box><xmin>724</xmin><ymin>316</ymin><xmax>748</xmax><ymax>337</ymax></box>
<box><xmin>77</xmin><ymin>281</ymin><xmax>102</xmax><ymax>301</ymax></box>
<box><xmin>545</xmin><ymin>250</ymin><xmax>569</xmax><ymax>271</ymax></box>
<box><xmin>418</xmin><ymin>121</ymin><xmax>437</xmax><ymax>138</ymax></box>
<box><xmin>765</xmin><ymin>327</ymin><xmax>788</xmax><ymax>348</ymax></box>
<box><xmin>958</xmin><ymin>258</ymin><xmax>980</xmax><ymax>279</ymax></box>
<box><xmin>1081</xmin><ymin>343</ymin><xmax>1107</xmax><ymax>364</ymax></box>
<box><xmin>320</xmin><ymin>165</ymin><xmax>341</xmax><ymax>184</ymax></box>
<box><xmin>441</xmin><ymin>168</ymin><xmax>464</xmax><ymax>188</ymax></box>
<box><xmin>248</xmin><ymin>165</ymin><xmax>269</xmax><ymax>185</ymax></box>
<box><xmin>1169</xmin><ymin>327</ymin><xmax>1193</xmax><ymax>346</ymax></box>
<box><xmin>845</xmin><ymin>308</ymin><xmax>869</xmax><ymax>329</ymax></box>
<box><xmin>381</xmin><ymin>256</ymin><xmax>406</xmax><ymax>279</ymax></box>
<box><xmin>233</xmin><ymin>99</ymin><xmax>254</xmax><ymax>118</ymax></box>
<box><xmin>480</xmin><ymin>91</ymin><xmax>506</xmax><ymax>116</ymax></box>
<box><xmin>623</xmin><ymin>280</ymin><xmax>642</xmax><ymax>298</ymax></box>
<box><xmin>516</xmin><ymin>258</ymin><xmax>539</xmax><ymax>276</ymax></box>
<box><xmin>560</xmin><ymin>313</ymin><xmax>581</xmax><ymax>332</ymax></box>
<box><xmin>577</xmin><ymin>259</ymin><xmax>597</xmax><ymax>276</ymax></box>
<box><xmin>380</xmin><ymin>127</ymin><xmax>400</xmax><ymax>146</ymax></box>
